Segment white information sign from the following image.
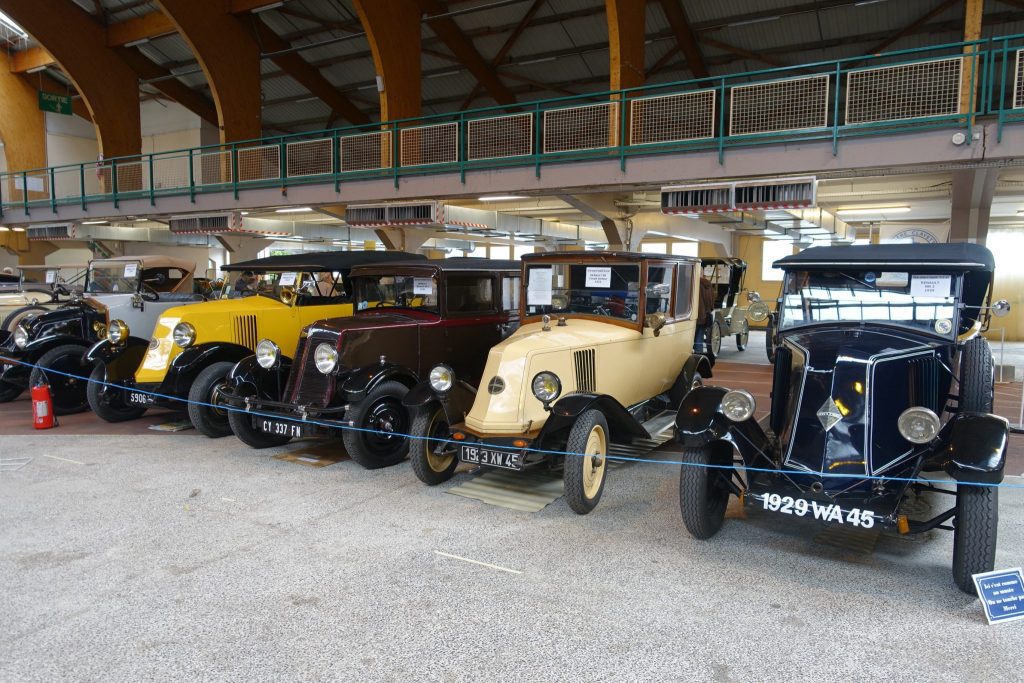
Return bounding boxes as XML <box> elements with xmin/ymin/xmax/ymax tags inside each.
<box><xmin>123</xmin><ymin>263</ymin><xmax>138</xmax><ymax>278</ymax></box>
<box><xmin>527</xmin><ymin>268</ymin><xmax>553</xmax><ymax>306</ymax></box>
<box><xmin>910</xmin><ymin>274</ymin><xmax>951</xmax><ymax>297</ymax></box>
<box><xmin>279</xmin><ymin>272</ymin><xmax>297</xmax><ymax>287</ymax></box>
<box><xmin>413</xmin><ymin>277</ymin><xmax>434</xmax><ymax>296</ymax></box>
<box><xmin>45</xmin><ymin>270</ymin><xmax>57</xmax><ymax>284</ymax></box>
<box><xmin>585</xmin><ymin>267</ymin><xmax>612</xmax><ymax>288</ymax></box>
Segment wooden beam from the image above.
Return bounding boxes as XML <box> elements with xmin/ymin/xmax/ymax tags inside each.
<box><xmin>459</xmin><ymin>0</ymin><xmax>545</xmax><ymax>109</ymax></box>
<box><xmin>962</xmin><ymin>0</ymin><xmax>985</xmax><ymax>114</ymax></box>
<box><xmin>116</xmin><ymin>48</ymin><xmax>218</xmax><ymax>125</ymax></box>
<box><xmin>106</xmin><ymin>11</ymin><xmax>175</xmax><ymax>46</ymax></box>
<box><xmin>607</xmin><ymin>0</ymin><xmax>647</xmax><ymax>91</ymax></box>
<box><xmin>0</xmin><ymin>50</ymin><xmax>47</xmax><ymax>176</ymax></box>
<box><xmin>9</xmin><ymin>46</ymin><xmax>55</xmax><ymax>73</ymax></box>
<box><xmin>656</xmin><ymin>0</ymin><xmax>709</xmax><ymax>79</ymax></box>
<box><xmin>353</xmin><ymin>0</ymin><xmax>422</xmax><ymax>121</ymax></box>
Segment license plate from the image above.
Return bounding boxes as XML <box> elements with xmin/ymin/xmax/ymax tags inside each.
<box><xmin>128</xmin><ymin>391</ymin><xmax>155</xmax><ymax>405</ymax></box>
<box><xmin>759</xmin><ymin>492</ymin><xmax>875</xmax><ymax>529</ymax></box>
<box><xmin>460</xmin><ymin>445</ymin><xmax>523</xmax><ymax>471</ymax></box>
<box><xmin>258</xmin><ymin>418</ymin><xmax>304</xmax><ymax>438</ymax></box>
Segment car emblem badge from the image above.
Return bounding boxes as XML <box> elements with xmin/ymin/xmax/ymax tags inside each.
<box><xmin>487</xmin><ymin>376</ymin><xmax>505</xmax><ymax>395</ymax></box>
<box><xmin>817</xmin><ymin>397</ymin><xmax>843</xmax><ymax>432</ymax></box>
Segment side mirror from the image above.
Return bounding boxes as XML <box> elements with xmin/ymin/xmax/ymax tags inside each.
<box><xmin>748</xmin><ymin>300</ymin><xmax>770</xmax><ymax>322</ymax></box>
<box><xmin>992</xmin><ymin>299</ymin><xmax>1011</xmax><ymax>317</ymax></box>
<box><xmin>646</xmin><ymin>312</ymin><xmax>666</xmax><ymax>336</ymax></box>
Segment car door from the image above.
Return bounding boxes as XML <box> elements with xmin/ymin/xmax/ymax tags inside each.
<box><xmin>640</xmin><ymin>261</ymin><xmax>698</xmax><ymax>395</ymax></box>
<box><xmin>441</xmin><ymin>273</ymin><xmax>505</xmax><ymax>381</ymax></box>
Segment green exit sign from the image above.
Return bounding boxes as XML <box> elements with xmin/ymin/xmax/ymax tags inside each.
<box><xmin>38</xmin><ymin>91</ymin><xmax>72</xmax><ymax>116</ymax></box>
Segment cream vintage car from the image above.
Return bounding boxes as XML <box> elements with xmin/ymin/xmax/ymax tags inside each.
<box><xmin>0</xmin><ymin>264</ymin><xmax>87</xmax><ymax>331</ymax></box>
<box><xmin>407</xmin><ymin>251</ymin><xmax>712</xmax><ymax>514</ymax></box>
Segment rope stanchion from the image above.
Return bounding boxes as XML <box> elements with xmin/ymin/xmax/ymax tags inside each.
<box><xmin>1</xmin><ymin>353</ymin><xmax>1022</xmax><ymax>490</ymax></box>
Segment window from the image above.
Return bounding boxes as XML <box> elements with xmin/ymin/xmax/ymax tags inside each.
<box><xmin>675</xmin><ymin>263</ymin><xmax>694</xmax><ymax>319</ymax></box>
<box><xmin>513</xmin><ymin>244</ymin><xmax>535</xmax><ymax>261</ymax></box>
<box><xmin>761</xmin><ymin>241</ymin><xmax>793</xmax><ymax>281</ymax></box>
<box><xmin>646</xmin><ymin>264</ymin><xmax>674</xmax><ymax>314</ymax></box>
<box><xmin>671</xmin><ymin>241</ymin><xmax>699</xmax><ymax>257</ymax></box>
<box><xmin>525</xmin><ymin>263</ymin><xmax>641</xmax><ymax>322</ymax></box>
<box><xmin>446</xmin><ymin>275</ymin><xmax>495</xmax><ymax>313</ymax></box>
<box><xmin>640</xmin><ymin>242</ymin><xmax>668</xmax><ymax>254</ymax></box>
<box><xmin>501</xmin><ymin>276</ymin><xmax>520</xmax><ymax>311</ymax></box>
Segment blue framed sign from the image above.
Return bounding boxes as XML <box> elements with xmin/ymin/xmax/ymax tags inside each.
<box><xmin>973</xmin><ymin>568</ymin><xmax>1024</xmax><ymax>625</ymax></box>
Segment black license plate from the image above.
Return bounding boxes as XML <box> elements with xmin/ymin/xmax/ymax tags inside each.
<box><xmin>127</xmin><ymin>391</ymin><xmax>156</xmax><ymax>405</ymax></box>
<box><xmin>258</xmin><ymin>418</ymin><xmax>304</xmax><ymax>438</ymax></box>
<box><xmin>459</xmin><ymin>445</ymin><xmax>523</xmax><ymax>470</ymax></box>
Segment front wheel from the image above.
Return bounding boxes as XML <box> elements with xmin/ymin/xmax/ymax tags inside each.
<box><xmin>227</xmin><ymin>403</ymin><xmax>292</xmax><ymax>449</ymax></box>
<box><xmin>736</xmin><ymin>321</ymin><xmax>749</xmax><ymax>351</ymax></box>
<box><xmin>959</xmin><ymin>336</ymin><xmax>994</xmax><ymax>413</ymax></box>
<box><xmin>30</xmin><ymin>344</ymin><xmax>89</xmax><ymax>415</ymax></box>
<box><xmin>188</xmin><ymin>362</ymin><xmax>235</xmax><ymax>438</ymax></box>
<box><xmin>709</xmin><ymin>320</ymin><xmax>722</xmax><ymax>357</ymax></box>
<box><xmin>678</xmin><ymin>446</ymin><xmax>731</xmax><ymax>539</ymax></box>
<box><xmin>409</xmin><ymin>403</ymin><xmax>458</xmax><ymax>485</ymax></box>
<box><xmin>952</xmin><ymin>483</ymin><xmax>998</xmax><ymax>595</ymax></box>
<box><xmin>87</xmin><ymin>364</ymin><xmax>147</xmax><ymax>422</ymax></box>
<box><xmin>342</xmin><ymin>380</ymin><xmax>411</xmax><ymax>469</ymax></box>
<box><xmin>563</xmin><ymin>409</ymin><xmax>610</xmax><ymax>515</ymax></box>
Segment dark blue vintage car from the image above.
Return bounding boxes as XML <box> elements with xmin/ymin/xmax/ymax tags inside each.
<box><xmin>674</xmin><ymin>243</ymin><xmax>1010</xmax><ymax>594</ymax></box>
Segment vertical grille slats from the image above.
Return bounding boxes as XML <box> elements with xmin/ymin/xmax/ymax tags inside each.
<box><xmin>909</xmin><ymin>355</ymin><xmax>940</xmax><ymax>412</ymax></box>
<box><xmin>289</xmin><ymin>331</ymin><xmax>336</xmax><ymax>405</ymax></box>
<box><xmin>233</xmin><ymin>314</ymin><xmax>258</xmax><ymax>349</ymax></box>
<box><xmin>573</xmin><ymin>348</ymin><xmax>596</xmax><ymax>393</ymax></box>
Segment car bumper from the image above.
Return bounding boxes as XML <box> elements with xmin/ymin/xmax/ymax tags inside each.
<box><xmin>450</xmin><ymin>425</ymin><xmax>545</xmax><ymax>471</ymax></box>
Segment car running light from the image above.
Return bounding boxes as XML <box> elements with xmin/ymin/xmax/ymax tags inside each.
<box><xmin>897</xmin><ymin>407</ymin><xmax>940</xmax><ymax>444</ymax></box>
<box><xmin>172</xmin><ymin>322</ymin><xmax>196</xmax><ymax>348</ymax></box>
<box><xmin>256</xmin><ymin>339</ymin><xmax>280</xmax><ymax>369</ymax></box>
<box><xmin>721</xmin><ymin>389</ymin><xmax>756</xmax><ymax>422</ymax></box>
<box><xmin>314</xmin><ymin>343</ymin><xmax>338</xmax><ymax>375</ymax></box>
<box><xmin>107</xmin><ymin>320</ymin><xmax>129</xmax><ymax>345</ymax></box>
<box><xmin>532</xmin><ymin>371</ymin><xmax>561</xmax><ymax>403</ymax></box>
<box><xmin>429</xmin><ymin>365</ymin><xmax>454</xmax><ymax>393</ymax></box>
<box><xmin>13</xmin><ymin>324</ymin><xmax>28</xmax><ymax>349</ymax></box>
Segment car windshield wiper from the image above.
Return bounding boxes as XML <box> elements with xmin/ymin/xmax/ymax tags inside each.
<box><xmin>839</xmin><ymin>272</ymin><xmax>877</xmax><ymax>290</ymax></box>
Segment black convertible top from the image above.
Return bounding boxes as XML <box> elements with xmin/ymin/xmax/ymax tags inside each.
<box><xmin>350</xmin><ymin>257</ymin><xmax>521</xmax><ymax>275</ymax></box>
<box><xmin>223</xmin><ymin>250</ymin><xmax>425</xmax><ymax>272</ymax></box>
<box><xmin>775</xmin><ymin>243</ymin><xmax>995</xmax><ymax>271</ymax></box>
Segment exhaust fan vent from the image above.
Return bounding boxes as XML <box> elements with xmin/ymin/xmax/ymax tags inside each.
<box><xmin>345</xmin><ymin>201</ymin><xmax>440</xmax><ymax>227</ymax></box>
<box><xmin>28</xmin><ymin>224</ymin><xmax>75</xmax><ymax>240</ymax></box>
<box><xmin>169</xmin><ymin>214</ymin><xmax>233</xmax><ymax>233</ymax></box>
<box><xmin>734</xmin><ymin>177</ymin><xmax>816</xmax><ymax>211</ymax></box>
<box><xmin>661</xmin><ymin>184</ymin><xmax>732</xmax><ymax>214</ymax></box>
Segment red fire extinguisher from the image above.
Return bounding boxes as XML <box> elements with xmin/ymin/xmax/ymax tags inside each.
<box><xmin>32</xmin><ymin>381</ymin><xmax>56</xmax><ymax>429</ymax></box>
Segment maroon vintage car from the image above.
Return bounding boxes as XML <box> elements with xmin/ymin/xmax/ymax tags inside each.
<box><xmin>220</xmin><ymin>258</ymin><xmax>521</xmax><ymax>468</ymax></box>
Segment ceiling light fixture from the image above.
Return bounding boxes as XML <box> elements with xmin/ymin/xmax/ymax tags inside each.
<box><xmin>478</xmin><ymin>195</ymin><xmax>527</xmax><ymax>202</ymax></box>
<box><xmin>836</xmin><ymin>206</ymin><xmax>911</xmax><ymax>217</ymax></box>
<box><xmin>81</xmin><ymin>220</ymin><xmax>109</xmax><ymax>225</ymax></box>
<box><xmin>275</xmin><ymin>207</ymin><xmax>313</xmax><ymax>213</ymax></box>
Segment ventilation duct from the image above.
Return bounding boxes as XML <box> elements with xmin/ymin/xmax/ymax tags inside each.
<box><xmin>662</xmin><ymin>176</ymin><xmax>817</xmax><ymax>214</ymax></box>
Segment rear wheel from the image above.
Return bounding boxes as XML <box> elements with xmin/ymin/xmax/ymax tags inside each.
<box><xmin>736</xmin><ymin>321</ymin><xmax>749</xmax><ymax>352</ymax></box>
<box><xmin>409</xmin><ymin>403</ymin><xmax>458</xmax><ymax>485</ymax></box>
<box><xmin>563</xmin><ymin>409</ymin><xmax>609</xmax><ymax>515</ymax></box>
<box><xmin>952</xmin><ymin>483</ymin><xmax>998</xmax><ymax>595</ymax></box>
<box><xmin>678</xmin><ymin>446</ymin><xmax>731</xmax><ymax>539</ymax></box>
<box><xmin>30</xmin><ymin>344</ymin><xmax>89</xmax><ymax>415</ymax></box>
<box><xmin>87</xmin><ymin>364</ymin><xmax>146</xmax><ymax>422</ymax></box>
<box><xmin>709</xmin><ymin>320</ymin><xmax>722</xmax><ymax>356</ymax></box>
<box><xmin>342</xmin><ymin>380</ymin><xmax>411</xmax><ymax>469</ymax></box>
<box><xmin>188</xmin><ymin>362</ymin><xmax>235</xmax><ymax>438</ymax></box>
<box><xmin>959</xmin><ymin>337</ymin><xmax>994</xmax><ymax>413</ymax></box>
<box><xmin>2</xmin><ymin>305</ymin><xmax>47</xmax><ymax>332</ymax></box>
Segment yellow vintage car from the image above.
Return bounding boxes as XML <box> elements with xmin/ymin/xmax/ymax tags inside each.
<box><xmin>85</xmin><ymin>251</ymin><xmax>423</xmax><ymax>435</ymax></box>
<box><xmin>408</xmin><ymin>251</ymin><xmax>712</xmax><ymax>514</ymax></box>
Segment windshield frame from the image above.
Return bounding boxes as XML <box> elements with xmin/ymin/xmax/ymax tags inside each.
<box><xmin>85</xmin><ymin>259</ymin><xmax>144</xmax><ymax>295</ymax></box>
<box><xmin>776</xmin><ymin>267</ymin><xmax>964</xmax><ymax>340</ymax></box>
<box><xmin>350</xmin><ymin>271</ymin><xmax>442</xmax><ymax>315</ymax></box>
<box><xmin>220</xmin><ymin>269</ymin><xmax>349</xmax><ymax>303</ymax></box>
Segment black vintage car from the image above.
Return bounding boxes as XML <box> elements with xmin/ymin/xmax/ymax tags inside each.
<box><xmin>221</xmin><ymin>258</ymin><xmax>521</xmax><ymax>468</ymax></box>
<box><xmin>674</xmin><ymin>243</ymin><xmax>1010</xmax><ymax>594</ymax></box>
<box><xmin>700</xmin><ymin>257</ymin><xmax>756</xmax><ymax>355</ymax></box>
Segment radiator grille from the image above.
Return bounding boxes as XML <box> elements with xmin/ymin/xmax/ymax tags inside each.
<box><xmin>233</xmin><ymin>314</ymin><xmax>258</xmax><ymax>349</ymax></box>
<box><xmin>288</xmin><ymin>332</ymin><xmax>336</xmax><ymax>406</ymax></box>
<box><xmin>574</xmin><ymin>348</ymin><xmax>596</xmax><ymax>393</ymax></box>
<box><xmin>909</xmin><ymin>355</ymin><xmax>940</xmax><ymax>413</ymax></box>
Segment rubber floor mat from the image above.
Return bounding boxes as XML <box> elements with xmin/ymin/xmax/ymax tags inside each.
<box><xmin>273</xmin><ymin>440</ymin><xmax>347</xmax><ymax>468</ymax></box>
<box><xmin>447</xmin><ymin>469</ymin><xmax>566</xmax><ymax>512</ymax></box>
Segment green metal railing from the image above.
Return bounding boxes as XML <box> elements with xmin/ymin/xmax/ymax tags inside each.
<box><xmin>4</xmin><ymin>33</ymin><xmax>1024</xmax><ymax>218</ymax></box>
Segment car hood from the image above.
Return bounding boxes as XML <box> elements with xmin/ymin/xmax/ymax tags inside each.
<box><xmin>775</xmin><ymin>326</ymin><xmax>952</xmax><ymax>488</ymax></box>
<box><xmin>310</xmin><ymin>310</ymin><xmax>433</xmax><ymax>338</ymax></box>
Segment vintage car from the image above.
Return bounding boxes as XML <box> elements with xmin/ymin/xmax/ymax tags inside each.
<box><xmin>222</xmin><ymin>258</ymin><xmax>521</xmax><ymax>468</ymax></box>
<box><xmin>674</xmin><ymin>243</ymin><xmax>1010</xmax><ymax>594</ymax></box>
<box><xmin>700</xmin><ymin>257</ymin><xmax>756</xmax><ymax>356</ymax></box>
<box><xmin>0</xmin><ymin>264</ymin><xmax>87</xmax><ymax>332</ymax></box>
<box><xmin>86</xmin><ymin>251</ymin><xmax>424</xmax><ymax>435</ymax></box>
<box><xmin>0</xmin><ymin>255</ymin><xmax>202</xmax><ymax>413</ymax></box>
<box><xmin>407</xmin><ymin>251</ymin><xmax>712</xmax><ymax>514</ymax></box>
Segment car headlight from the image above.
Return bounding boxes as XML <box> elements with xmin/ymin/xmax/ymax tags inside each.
<box><xmin>747</xmin><ymin>301</ymin><xmax>770</xmax><ymax>322</ymax></box>
<box><xmin>898</xmin><ymin>407</ymin><xmax>940</xmax><ymax>444</ymax></box>
<box><xmin>13</xmin><ymin>324</ymin><xmax>28</xmax><ymax>349</ymax></box>
<box><xmin>255</xmin><ymin>339</ymin><xmax>280</xmax><ymax>369</ymax></box>
<box><xmin>172</xmin><ymin>322</ymin><xmax>196</xmax><ymax>348</ymax></box>
<box><xmin>721</xmin><ymin>389</ymin><xmax>755</xmax><ymax>422</ymax></box>
<box><xmin>429</xmin><ymin>365</ymin><xmax>454</xmax><ymax>393</ymax></box>
<box><xmin>107</xmin><ymin>319</ymin><xmax>129</xmax><ymax>345</ymax></box>
<box><xmin>314</xmin><ymin>343</ymin><xmax>338</xmax><ymax>375</ymax></box>
<box><xmin>532</xmin><ymin>371</ymin><xmax>562</xmax><ymax>403</ymax></box>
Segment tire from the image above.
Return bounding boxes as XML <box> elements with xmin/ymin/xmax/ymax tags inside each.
<box><xmin>342</xmin><ymin>380</ymin><xmax>411</xmax><ymax>469</ymax></box>
<box><xmin>736</xmin><ymin>321</ymin><xmax>749</xmax><ymax>352</ymax></box>
<box><xmin>709</xmin><ymin>320</ymin><xmax>722</xmax><ymax>357</ymax></box>
<box><xmin>409</xmin><ymin>403</ymin><xmax>459</xmax><ymax>485</ymax></box>
<box><xmin>0</xmin><ymin>379</ymin><xmax>22</xmax><ymax>402</ymax></box>
<box><xmin>563</xmin><ymin>409</ymin><xmax>610</xmax><ymax>515</ymax></box>
<box><xmin>30</xmin><ymin>344</ymin><xmax>89</xmax><ymax>415</ymax></box>
<box><xmin>678</xmin><ymin>446</ymin><xmax>731</xmax><ymax>539</ymax></box>
<box><xmin>227</xmin><ymin>402</ymin><xmax>292</xmax><ymax>449</ymax></box>
<box><xmin>765</xmin><ymin>316</ymin><xmax>777</xmax><ymax>364</ymax></box>
<box><xmin>187</xmin><ymin>361</ymin><xmax>235</xmax><ymax>438</ymax></box>
<box><xmin>959</xmin><ymin>337</ymin><xmax>994</xmax><ymax>413</ymax></box>
<box><xmin>2</xmin><ymin>305</ymin><xmax>47</xmax><ymax>332</ymax></box>
<box><xmin>87</xmin><ymin>364</ymin><xmax>147</xmax><ymax>422</ymax></box>
<box><xmin>952</xmin><ymin>483</ymin><xmax>998</xmax><ymax>595</ymax></box>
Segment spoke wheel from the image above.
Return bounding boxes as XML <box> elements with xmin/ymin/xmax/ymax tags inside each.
<box><xmin>30</xmin><ymin>344</ymin><xmax>89</xmax><ymax>415</ymax></box>
<box><xmin>343</xmin><ymin>380</ymin><xmax>411</xmax><ymax>469</ymax></box>
<box><xmin>410</xmin><ymin>403</ymin><xmax>458</xmax><ymax>485</ymax></box>
<box><xmin>709</xmin><ymin>320</ymin><xmax>722</xmax><ymax>357</ymax></box>
<box><xmin>563</xmin><ymin>409</ymin><xmax>610</xmax><ymax>515</ymax></box>
<box><xmin>736</xmin><ymin>321</ymin><xmax>749</xmax><ymax>351</ymax></box>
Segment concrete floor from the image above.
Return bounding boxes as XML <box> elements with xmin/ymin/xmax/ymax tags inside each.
<box><xmin>2</xmin><ymin>338</ymin><xmax>1023</xmax><ymax>681</ymax></box>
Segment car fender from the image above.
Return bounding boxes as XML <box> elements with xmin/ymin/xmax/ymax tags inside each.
<box><xmin>83</xmin><ymin>337</ymin><xmax>149</xmax><ymax>379</ymax></box>
<box><xmin>675</xmin><ymin>385</ymin><xmax>771</xmax><ymax>465</ymax></box>
<box><xmin>0</xmin><ymin>330</ymin><xmax>9</xmax><ymax>346</ymax></box>
<box><xmin>683</xmin><ymin>353</ymin><xmax>714</xmax><ymax>380</ymax></box>
<box><xmin>171</xmin><ymin>342</ymin><xmax>252</xmax><ymax>378</ymax></box>
<box><xmin>224</xmin><ymin>354</ymin><xmax>293</xmax><ymax>402</ymax></box>
<box><xmin>938</xmin><ymin>412</ymin><xmax>1008</xmax><ymax>484</ymax></box>
<box><xmin>340</xmin><ymin>361</ymin><xmax>419</xmax><ymax>401</ymax></box>
<box><xmin>404</xmin><ymin>379</ymin><xmax>477</xmax><ymax>423</ymax></box>
<box><xmin>540</xmin><ymin>393</ymin><xmax>649</xmax><ymax>444</ymax></box>
<box><xmin>22</xmin><ymin>334</ymin><xmax>88</xmax><ymax>361</ymax></box>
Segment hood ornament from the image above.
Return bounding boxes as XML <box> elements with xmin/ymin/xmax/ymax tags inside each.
<box><xmin>817</xmin><ymin>397</ymin><xmax>843</xmax><ymax>432</ymax></box>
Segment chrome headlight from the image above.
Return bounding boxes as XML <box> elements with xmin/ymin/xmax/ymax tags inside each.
<box><xmin>314</xmin><ymin>343</ymin><xmax>338</xmax><ymax>375</ymax></box>
<box><xmin>531</xmin><ymin>371</ymin><xmax>562</xmax><ymax>403</ymax></box>
<box><xmin>13</xmin><ymin>324</ymin><xmax>28</xmax><ymax>349</ymax></box>
<box><xmin>172</xmin><ymin>322</ymin><xmax>196</xmax><ymax>348</ymax></box>
<box><xmin>429</xmin><ymin>364</ymin><xmax>454</xmax><ymax>393</ymax></box>
<box><xmin>107</xmin><ymin>319</ymin><xmax>129</xmax><ymax>345</ymax></box>
<box><xmin>255</xmin><ymin>339</ymin><xmax>280</xmax><ymax>369</ymax></box>
<box><xmin>747</xmin><ymin>301</ymin><xmax>770</xmax><ymax>322</ymax></box>
<box><xmin>898</xmin><ymin>407</ymin><xmax>940</xmax><ymax>444</ymax></box>
<box><xmin>721</xmin><ymin>389</ymin><xmax>755</xmax><ymax>422</ymax></box>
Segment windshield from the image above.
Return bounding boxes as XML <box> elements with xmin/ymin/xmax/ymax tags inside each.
<box><xmin>525</xmin><ymin>263</ymin><xmax>642</xmax><ymax>322</ymax></box>
<box><xmin>220</xmin><ymin>270</ymin><xmax>346</xmax><ymax>303</ymax></box>
<box><xmin>779</xmin><ymin>269</ymin><xmax>959</xmax><ymax>338</ymax></box>
<box><xmin>20</xmin><ymin>267</ymin><xmax>86</xmax><ymax>292</ymax></box>
<box><xmin>86</xmin><ymin>261</ymin><xmax>141</xmax><ymax>294</ymax></box>
<box><xmin>352</xmin><ymin>274</ymin><xmax>439</xmax><ymax>313</ymax></box>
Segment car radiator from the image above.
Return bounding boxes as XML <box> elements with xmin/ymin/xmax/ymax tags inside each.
<box><xmin>286</xmin><ymin>333</ymin><xmax>335</xmax><ymax>406</ymax></box>
<box><xmin>574</xmin><ymin>348</ymin><xmax>597</xmax><ymax>393</ymax></box>
<box><xmin>233</xmin><ymin>314</ymin><xmax>259</xmax><ymax>350</ymax></box>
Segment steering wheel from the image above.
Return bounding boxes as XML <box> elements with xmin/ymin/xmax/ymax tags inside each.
<box><xmin>375</xmin><ymin>300</ymin><xmax>396</xmax><ymax>308</ymax></box>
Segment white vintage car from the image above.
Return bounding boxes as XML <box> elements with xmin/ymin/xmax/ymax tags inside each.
<box><xmin>407</xmin><ymin>251</ymin><xmax>712</xmax><ymax>514</ymax></box>
<box><xmin>0</xmin><ymin>264</ymin><xmax>87</xmax><ymax>331</ymax></box>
